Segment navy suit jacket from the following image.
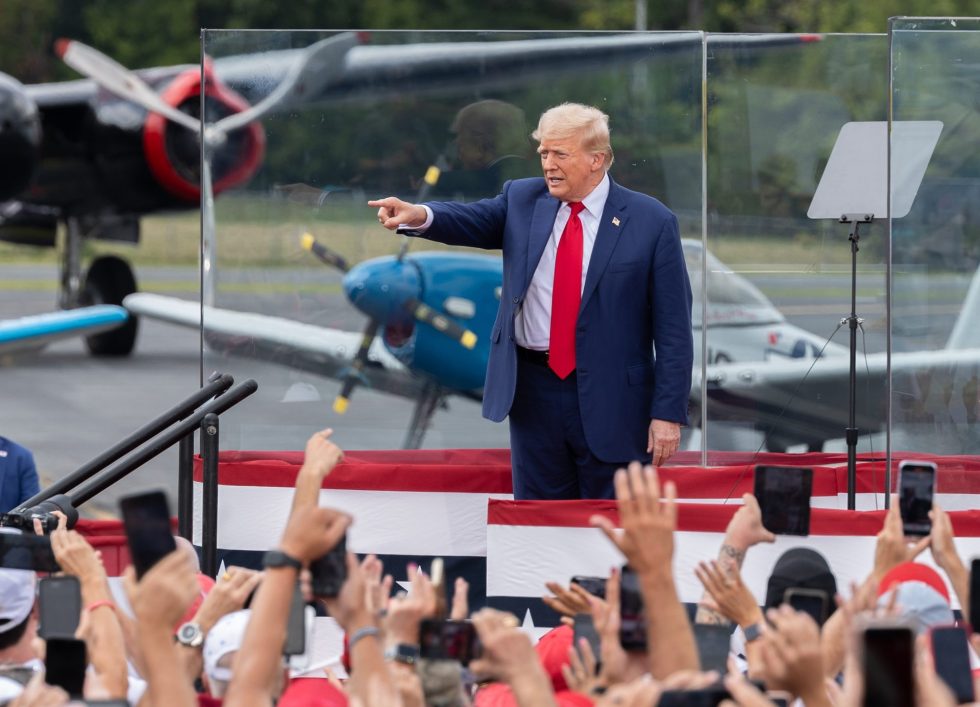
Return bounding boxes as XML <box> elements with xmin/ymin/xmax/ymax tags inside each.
<box><xmin>0</xmin><ymin>437</ymin><xmax>40</xmax><ymax>514</ymax></box>
<box><xmin>422</xmin><ymin>176</ymin><xmax>693</xmax><ymax>462</ymax></box>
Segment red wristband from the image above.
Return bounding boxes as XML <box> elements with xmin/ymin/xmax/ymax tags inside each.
<box><xmin>85</xmin><ymin>599</ymin><xmax>116</xmax><ymax>614</ymax></box>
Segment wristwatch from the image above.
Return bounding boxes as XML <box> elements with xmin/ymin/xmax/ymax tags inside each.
<box><xmin>263</xmin><ymin>549</ymin><xmax>303</xmax><ymax>571</ymax></box>
<box><xmin>176</xmin><ymin>621</ymin><xmax>204</xmax><ymax>648</ymax></box>
<box><xmin>384</xmin><ymin>643</ymin><xmax>421</xmax><ymax>666</ymax></box>
<box><xmin>743</xmin><ymin>622</ymin><xmax>763</xmax><ymax>643</ymax></box>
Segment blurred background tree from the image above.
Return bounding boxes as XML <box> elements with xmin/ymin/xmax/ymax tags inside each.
<box><xmin>1</xmin><ymin>0</ymin><xmax>977</xmax><ymax>80</ymax></box>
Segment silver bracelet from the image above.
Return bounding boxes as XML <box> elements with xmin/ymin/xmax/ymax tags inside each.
<box><xmin>348</xmin><ymin>625</ymin><xmax>381</xmax><ymax>652</ymax></box>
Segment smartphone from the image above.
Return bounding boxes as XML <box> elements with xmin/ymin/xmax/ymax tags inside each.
<box><xmin>573</xmin><ymin>613</ymin><xmax>602</xmax><ymax>672</ymax></box>
<box><xmin>784</xmin><ymin>587</ymin><xmax>829</xmax><ymax>627</ymax></box>
<box><xmin>898</xmin><ymin>460</ymin><xmax>936</xmax><ymax>537</ymax></box>
<box><xmin>118</xmin><ymin>490</ymin><xmax>176</xmax><ymax>579</ymax></box>
<box><xmin>309</xmin><ymin>533</ymin><xmax>347</xmax><ymax>598</ymax></box>
<box><xmin>619</xmin><ymin>565</ymin><xmax>647</xmax><ymax>651</ymax></box>
<box><xmin>570</xmin><ymin>575</ymin><xmax>607</xmax><ymax>600</ymax></box>
<box><xmin>970</xmin><ymin>558</ymin><xmax>980</xmax><ymax>634</ymax></box>
<box><xmin>283</xmin><ymin>582</ymin><xmax>307</xmax><ymax>656</ymax></box>
<box><xmin>419</xmin><ymin>619</ymin><xmax>481</xmax><ymax>666</ymax></box>
<box><xmin>38</xmin><ymin>576</ymin><xmax>81</xmax><ymax>639</ymax></box>
<box><xmin>659</xmin><ymin>682</ymin><xmax>767</xmax><ymax>707</ymax></box>
<box><xmin>288</xmin><ymin>605</ymin><xmax>316</xmax><ymax>671</ymax></box>
<box><xmin>753</xmin><ymin>465</ymin><xmax>813</xmax><ymax>536</ymax></box>
<box><xmin>930</xmin><ymin>625</ymin><xmax>975</xmax><ymax>704</ymax></box>
<box><xmin>658</xmin><ymin>687</ymin><xmax>730</xmax><ymax>707</ymax></box>
<box><xmin>0</xmin><ymin>531</ymin><xmax>60</xmax><ymax>572</ymax></box>
<box><xmin>861</xmin><ymin>622</ymin><xmax>914</xmax><ymax>707</ymax></box>
<box><xmin>693</xmin><ymin>623</ymin><xmax>732</xmax><ymax>673</ymax></box>
<box><xmin>44</xmin><ymin>637</ymin><xmax>87</xmax><ymax>698</ymax></box>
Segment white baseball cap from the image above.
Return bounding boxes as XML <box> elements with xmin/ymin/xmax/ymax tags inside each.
<box><xmin>203</xmin><ymin>609</ymin><xmax>251</xmax><ymax>683</ymax></box>
<box><xmin>0</xmin><ymin>569</ymin><xmax>36</xmax><ymax>633</ymax></box>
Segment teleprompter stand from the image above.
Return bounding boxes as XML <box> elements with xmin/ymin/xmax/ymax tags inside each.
<box><xmin>808</xmin><ymin>121</ymin><xmax>942</xmax><ymax>510</ymax></box>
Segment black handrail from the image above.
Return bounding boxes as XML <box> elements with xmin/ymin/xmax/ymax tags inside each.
<box><xmin>69</xmin><ymin>380</ymin><xmax>258</xmax><ymax>507</ymax></box>
<box><xmin>177</xmin><ymin>433</ymin><xmax>195</xmax><ymax>540</ymax></box>
<box><xmin>200</xmin><ymin>413</ymin><xmax>220</xmax><ymax>578</ymax></box>
<box><xmin>15</xmin><ymin>372</ymin><xmax>234</xmax><ymax>512</ymax></box>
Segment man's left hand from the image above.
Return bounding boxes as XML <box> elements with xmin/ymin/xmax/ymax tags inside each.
<box><xmin>647</xmin><ymin>419</ymin><xmax>680</xmax><ymax>466</ymax></box>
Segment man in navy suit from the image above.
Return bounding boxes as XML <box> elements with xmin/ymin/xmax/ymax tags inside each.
<box><xmin>370</xmin><ymin>103</ymin><xmax>692</xmax><ymax>500</ymax></box>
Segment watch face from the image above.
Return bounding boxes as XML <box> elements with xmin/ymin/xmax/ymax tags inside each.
<box><xmin>178</xmin><ymin>623</ymin><xmax>201</xmax><ymax>645</ymax></box>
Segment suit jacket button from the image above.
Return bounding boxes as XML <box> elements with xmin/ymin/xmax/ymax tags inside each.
<box><xmin>512</xmin><ymin>297</ymin><xmax>520</xmax><ymax>303</ymax></box>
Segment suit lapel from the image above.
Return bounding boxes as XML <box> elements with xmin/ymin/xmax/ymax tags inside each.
<box><xmin>580</xmin><ymin>178</ymin><xmax>628</xmax><ymax>313</ymax></box>
<box><xmin>524</xmin><ymin>195</ymin><xmax>560</xmax><ymax>296</ymax></box>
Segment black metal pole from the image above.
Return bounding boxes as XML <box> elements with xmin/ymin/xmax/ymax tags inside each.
<box><xmin>845</xmin><ymin>220</ymin><xmax>862</xmax><ymax>510</ymax></box>
<box><xmin>177</xmin><ymin>433</ymin><xmax>194</xmax><ymax>541</ymax></box>
<box><xmin>200</xmin><ymin>414</ymin><xmax>219</xmax><ymax>579</ymax></box>
<box><xmin>16</xmin><ymin>372</ymin><xmax>234</xmax><ymax>512</ymax></box>
<box><xmin>68</xmin><ymin>379</ymin><xmax>257</xmax><ymax>507</ymax></box>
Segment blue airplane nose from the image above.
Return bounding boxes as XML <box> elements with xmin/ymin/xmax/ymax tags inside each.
<box><xmin>342</xmin><ymin>256</ymin><xmax>422</xmax><ymax>324</ymax></box>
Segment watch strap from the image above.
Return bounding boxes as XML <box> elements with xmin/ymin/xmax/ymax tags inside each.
<box><xmin>743</xmin><ymin>622</ymin><xmax>763</xmax><ymax>643</ymax></box>
<box><xmin>384</xmin><ymin>643</ymin><xmax>421</xmax><ymax>665</ymax></box>
<box><xmin>263</xmin><ymin>549</ymin><xmax>303</xmax><ymax>571</ymax></box>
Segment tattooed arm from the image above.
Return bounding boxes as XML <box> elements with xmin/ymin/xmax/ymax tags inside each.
<box><xmin>694</xmin><ymin>494</ymin><xmax>774</xmax><ymax>625</ymax></box>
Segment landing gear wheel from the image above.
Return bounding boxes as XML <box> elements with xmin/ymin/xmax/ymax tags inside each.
<box><xmin>81</xmin><ymin>255</ymin><xmax>139</xmax><ymax>356</ymax></box>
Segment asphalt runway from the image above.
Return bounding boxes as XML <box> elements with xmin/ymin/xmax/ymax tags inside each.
<box><xmin>1</xmin><ymin>261</ymin><xmax>971</xmax><ymax>518</ymax></box>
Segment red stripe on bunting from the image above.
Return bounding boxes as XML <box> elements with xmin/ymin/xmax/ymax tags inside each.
<box><xmin>487</xmin><ymin>500</ymin><xmax>980</xmax><ymax>537</ymax></box>
<box><xmin>192</xmin><ymin>452</ymin><xmax>514</xmax><ymax>494</ymax></box>
<box><xmin>191</xmin><ymin>450</ymin><xmax>980</xmax><ymax>496</ymax></box>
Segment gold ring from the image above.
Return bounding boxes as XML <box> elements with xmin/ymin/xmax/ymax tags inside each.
<box><xmin>222</xmin><ymin>572</ymin><xmax>232</xmax><ymax>581</ymax></box>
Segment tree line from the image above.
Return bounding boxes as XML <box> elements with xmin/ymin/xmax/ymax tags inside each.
<box><xmin>1</xmin><ymin>0</ymin><xmax>976</xmax><ymax>82</ymax></box>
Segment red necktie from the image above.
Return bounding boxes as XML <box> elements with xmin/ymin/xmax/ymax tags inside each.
<box><xmin>549</xmin><ymin>202</ymin><xmax>585</xmax><ymax>379</ymax></box>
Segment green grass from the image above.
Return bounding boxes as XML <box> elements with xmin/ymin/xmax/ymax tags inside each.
<box><xmin>0</xmin><ymin>195</ymin><xmax>958</xmax><ymax>286</ymax></box>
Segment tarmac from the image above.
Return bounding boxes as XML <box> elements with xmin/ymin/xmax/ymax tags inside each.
<box><xmin>1</xmin><ymin>261</ymin><xmax>968</xmax><ymax>519</ymax></box>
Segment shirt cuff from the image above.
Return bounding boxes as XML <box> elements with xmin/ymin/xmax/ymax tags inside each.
<box><xmin>416</xmin><ymin>205</ymin><xmax>434</xmax><ymax>231</ymax></box>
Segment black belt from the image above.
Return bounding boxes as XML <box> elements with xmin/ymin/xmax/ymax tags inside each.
<box><xmin>516</xmin><ymin>346</ymin><xmax>550</xmax><ymax>366</ymax></box>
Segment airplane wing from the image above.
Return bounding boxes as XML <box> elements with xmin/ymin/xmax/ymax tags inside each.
<box><xmin>0</xmin><ymin>305</ymin><xmax>128</xmax><ymax>355</ymax></box>
<box><xmin>696</xmin><ymin>347</ymin><xmax>980</xmax><ymax>448</ymax></box>
<box><xmin>214</xmin><ymin>32</ymin><xmax>820</xmax><ymax>104</ymax></box>
<box><xmin>123</xmin><ymin>293</ymin><xmax>427</xmax><ymax>400</ymax></box>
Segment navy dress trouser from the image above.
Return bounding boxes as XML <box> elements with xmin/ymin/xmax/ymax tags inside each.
<box><xmin>507</xmin><ymin>354</ymin><xmax>629</xmax><ymax>500</ymax></box>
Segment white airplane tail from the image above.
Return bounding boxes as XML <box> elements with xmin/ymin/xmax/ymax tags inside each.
<box><xmin>945</xmin><ymin>265</ymin><xmax>980</xmax><ymax>350</ymax></box>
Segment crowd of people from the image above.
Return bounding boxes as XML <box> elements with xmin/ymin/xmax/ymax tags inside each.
<box><xmin>0</xmin><ymin>428</ymin><xmax>974</xmax><ymax>706</ymax></box>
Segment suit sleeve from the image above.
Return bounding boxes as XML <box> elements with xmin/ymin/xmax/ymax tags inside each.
<box><xmin>18</xmin><ymin>448</ymin><xmax>40</xmax><ymax>507</ymax></box>
<box><xmin>650</xmin><ymin>214</ymin><xmax>694</xmax><ymax>424</ymax></box>
<box><xmin>416</xmin><ymin>183</ymin><xmax>511</xmax><ymax>251</ymax></box>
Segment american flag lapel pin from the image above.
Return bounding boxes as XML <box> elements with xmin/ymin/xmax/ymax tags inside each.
<box><xmin>612</xmin><ymin>217</ymin><xmax>620</xmax><ymax>227</ymax></box>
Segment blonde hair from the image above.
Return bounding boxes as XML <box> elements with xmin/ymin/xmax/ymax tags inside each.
<box><xmin>532</xmin><ymin>103</ymin><xmax>614</xmax><ymax>168</ymax></box>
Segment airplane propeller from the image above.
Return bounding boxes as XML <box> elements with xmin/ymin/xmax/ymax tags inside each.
<box><xmin>58</xmin><ymin>33</ymin><xmax>360</xmax><ymax>308</ymax></box>
<box><xmin>56</xmin><ymin>33</ymin><xmax>360</xmax><ymax>149</ymax></box>
<box><xmin>396</xmin><ymin>153</ymin><xmax>450</xmax><ymax>261</ymax></box>
<box><xmin>301</xmin><ymin>228</ymin><xmax>477</xmax><ymax>414</ymax></box>
<box><xmin>301</xmin><ymin>232</ymin><xmax>350</xmax><ymax>273</ymax></box>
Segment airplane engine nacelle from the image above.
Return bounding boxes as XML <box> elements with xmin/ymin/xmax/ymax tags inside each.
<box><xmin>0</xmin><ymin>73</ymin><xmax>41</xmax><ymax>201</ymax></box>
<box><xmin>142</xmin><ymin>62</ymin><xmax>265</xmax><ymax>203</ymax></box>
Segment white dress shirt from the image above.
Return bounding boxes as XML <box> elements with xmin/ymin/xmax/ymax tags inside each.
<box><xmin>515</xmin><ymin>173</ymin><xmax>609</xmax><ymax>350</ymax></box>
<box><xmin>414</xmin><ymin>173</ymin><xmax>610</xmax><ymax>350</ymax></box>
